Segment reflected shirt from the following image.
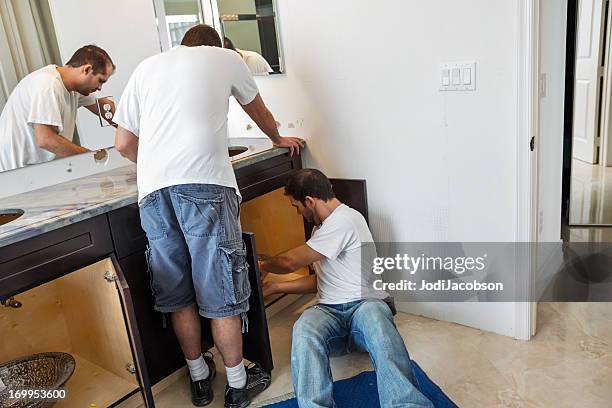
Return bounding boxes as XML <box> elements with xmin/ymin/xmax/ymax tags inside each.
<box><xmin>0</xmin><ymin>65</ymin><xmax>96</xmax><ymax>172</ymax></box>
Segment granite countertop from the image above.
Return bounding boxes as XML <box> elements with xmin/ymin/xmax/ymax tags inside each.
<box><xmin>0</xmin><ymin>138</ymin><xmax>296</xmax><ymax>247</ymax></box>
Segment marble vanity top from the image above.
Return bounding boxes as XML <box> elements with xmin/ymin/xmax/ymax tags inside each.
<box><xmin>0</xmin><ymin>138</ymin><xmax>297</xmax><ymax>247</ymax></box>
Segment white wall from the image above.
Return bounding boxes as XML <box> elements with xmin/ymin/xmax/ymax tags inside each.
<box><xmin>538</xmin><ymin>0</ymin><xmax>566</xmax><ymax>243</ymax></box>
<box><xmin>229</xmin><ymin>0</ymin><xmax>524</xmax><ymax>337</ymax></box>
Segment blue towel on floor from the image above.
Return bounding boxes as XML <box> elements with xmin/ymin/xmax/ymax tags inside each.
<box><xmin>263</xmin><ymin>360</ymin><xmax>457</xmax><ymax>407</ymax></box>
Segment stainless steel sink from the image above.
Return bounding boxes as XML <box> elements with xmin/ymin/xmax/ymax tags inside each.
<box><xmin>0</xmin><ymin>209</ymin><xmax>24</xmax><ymax>226</ymax></box>
<box><xmin>228</xmin><ymin>146</ymin><xmax>248</xmax><ymax>157</ymax></box>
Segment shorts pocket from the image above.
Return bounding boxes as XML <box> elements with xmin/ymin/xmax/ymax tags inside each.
<box><xmin>218</xmin><ymin>240</ymin><xmax>251</xmax><ymax>306</ymax></box>
<box><xmin>177</xmin><ymin>191</ymin><xmax>224</xmax><ymax>238</ymax></box>
<box><xmin>139</xmin><ymin>192</ymin><xmax>166</xmax><ymax>240</ymax></box>
<box><xmin>145</xmin><ymin>246</ymin><xmax>158</xmax><ymax>299</ymax></box>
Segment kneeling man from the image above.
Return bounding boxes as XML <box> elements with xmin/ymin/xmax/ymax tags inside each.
<box><xmin>259</xmin><ymin>169</ymin><xmax>433</xmax><ymax>408</ymax></box>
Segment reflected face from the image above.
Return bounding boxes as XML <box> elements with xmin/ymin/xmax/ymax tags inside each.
<box><xmin>77</xmin><ymin>63</ymin><xmax>112</xmax><ymax>95</ymax></box>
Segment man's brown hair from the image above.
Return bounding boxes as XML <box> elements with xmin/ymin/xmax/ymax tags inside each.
<box><xmin>66</xmin><ymin>45</ymin><xmax>115</xmax><ymax>74</ymax></box>
<box><xmin>181</xmin><ymin>24</ymin><xmax>222</xmax><ymax>48</ymax></box>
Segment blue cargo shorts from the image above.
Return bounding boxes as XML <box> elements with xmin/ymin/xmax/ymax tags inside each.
<box><xmin>138</xmin><ymin>183</ymin><xmax>251</xmax><ymax>319</ymax></box>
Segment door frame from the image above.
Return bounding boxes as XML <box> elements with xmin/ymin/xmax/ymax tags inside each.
<box><xmin>516</xmin><ymin>0</ymin><xmax>540</xmax><ymax>341</ymax></box>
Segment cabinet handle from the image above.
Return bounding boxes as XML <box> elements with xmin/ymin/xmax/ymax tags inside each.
<box><xmin>1</xmin><ymin>297</ymin><xmax>22</xmax><ymax>308</ymax></box>
<box><xmin>126</xmin><ymin>363</ymin><xmax>136</xmax><ymax>374</ymax></box>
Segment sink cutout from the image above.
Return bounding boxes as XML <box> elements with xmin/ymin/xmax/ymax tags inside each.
<box><xmin>0</xmin><ymin>209</ymin><xmax>24</xmax><ymax>226</ymax></box>
<box><xmin>228</xmin><ymin>146</ymin><xmax>248</xmax><ymax>157</ymax></box>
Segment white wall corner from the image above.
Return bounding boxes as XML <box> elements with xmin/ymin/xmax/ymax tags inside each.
<box><xmin>515</xmin><ymin>0</ymin><xmax>539</xmax><ymax>341</ymax></box>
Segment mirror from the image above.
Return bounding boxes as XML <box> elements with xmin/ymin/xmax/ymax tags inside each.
<box><xmin>0</xmin><ymin>1</ymin><xmax>118</xmax><ymax>173</ymax></box>
<box><xmin>218</xmin><ymin>0</ymin><xmax>284</xmax><ymax>75</ymax></box>
<box><xmin>153</xmin><ymin>0</ymin><xmax>205</xmax><ymax>49</ymax></box>
<box><xmin>568</xmin><ymin>0</ymin><xmax>612</xmax><ymax>225</ymax></box>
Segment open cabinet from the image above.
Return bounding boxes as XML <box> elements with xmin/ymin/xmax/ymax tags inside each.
<box><xmin>240</xmin><ymin>188</ymin><xmax>311</xmax><ymax>307</ymax></box>
<box><xmin>0</xmin><ymin>257</ymin><xmax>153</xmax><ymax>407</ymax></box>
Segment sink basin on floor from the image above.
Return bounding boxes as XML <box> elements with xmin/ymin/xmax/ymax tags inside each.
<box><xmin>0</xmin><ymin>209</ymin><xmax>24</xmax><ymax>226</ymax></box>
<box><xmin>228</xmin><ymin>146</ymin><xmax>248</xmax><ymax>157</ymax></box>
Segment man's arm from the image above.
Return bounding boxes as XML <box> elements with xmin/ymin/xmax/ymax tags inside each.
<box><xmin>240</xmin><ymin>94</ymin><xmax>304</xmax><ymax>156</ymax></box>
<box><xmin>259</xmin><ymin>244</ymin><xmax>325</xmax><ymax>276</ymax></box>
<box><xmin>263</xmin><ymin>274</ymin><xmax>317</xmax><ymax>297</ymax></box>
<box><xmin>33</xmin><ymin>124</ymin><xmax>89</xmax><ymax>157</ymax></box>
<box><xmin>84</xmin><ymin>97</ymin><xmax>117</xmax><ymax>127</ymax></box>
<box><xmin>115</xmin><ymin>126</ymin><xmax>139</xmax><ymax>162</ymax></box>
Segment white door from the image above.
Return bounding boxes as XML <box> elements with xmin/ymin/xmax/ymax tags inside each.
<box><xmin>573</xmin><ymin>0</ymin><xmax>606</xmax><ymax>164</ymax></box>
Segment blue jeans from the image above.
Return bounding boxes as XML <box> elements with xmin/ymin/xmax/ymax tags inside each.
<box><xmin>291</xmin><ymin>299</ymin><xmax>434</xmax><ymax>408</ymax></box>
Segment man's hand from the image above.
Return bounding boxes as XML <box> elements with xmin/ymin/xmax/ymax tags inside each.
<box><xmin>273</xmin><ymin>137</ymin><xmax>305</xmax><ymax>157</ymax></box>
<box><xmin>258</xmin><ymin>259</ymin><xmax>269</xmax><ymax>281</ymax></box>
<box><xmin>262</xmin><ymin>281</ymin><xmax>278</xmax><ymax>297</ymax></box>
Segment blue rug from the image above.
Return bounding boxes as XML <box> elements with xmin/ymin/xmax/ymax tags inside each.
<box><xmin>262</xmin><ymin>361</ymin><xmax>457</xmax><ymax>407</ymax></box>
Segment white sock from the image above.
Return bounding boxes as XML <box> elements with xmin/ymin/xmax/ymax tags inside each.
<box><xmin>186</xmin><ymin>355</ymin><xmax>210</xmax><ymax>381</ymax></box>
<box><xmin>225</xmin><ymin>361</ymin><xmax>247</xmax><ymax>389</ymax></box>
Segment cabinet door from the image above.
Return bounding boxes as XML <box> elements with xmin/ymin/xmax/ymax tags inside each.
<box><xmin>110</xmin><ymin>255</ymin><xmax>155</xmax><ymax>408</ymax></box>
<box><xmin>241</xmin><ymin>232</ymin><xmax>274</xmax><ymax>371</ymax></box>
<box><xmin>118</xmin><ymin>251</ymin><xmax>187</xmax><ymax>385</ymax></box>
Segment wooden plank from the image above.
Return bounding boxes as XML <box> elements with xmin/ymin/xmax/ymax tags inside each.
<box><xmin>56</xmin><ymin>354</ymin><xmax>138</xmax><ymax>408</ymax></box>
<box><xmin>55</xmin><ymin>259</ymin><xmax>139</xmax><ymax>385</ymax></box>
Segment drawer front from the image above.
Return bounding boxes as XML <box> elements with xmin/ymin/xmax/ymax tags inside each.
<box><xmin>0</xmin><ymin>215</ymin><xmax>113</xmax><ymax>298</ymax></box>
<box><xmin>108</xmin><ymin>204</ymin><xmax>148</xmax><ymax>259</ymax></box>
<box><xmin>237</xmin><ymin>153</ymin><xmax>302</xmax><ymax>203</ymax></box>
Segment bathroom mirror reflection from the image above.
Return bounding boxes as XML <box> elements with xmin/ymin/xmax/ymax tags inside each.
<box><xmin>218</xmin><ymin>0</ymin><xmax>284</xmax><ymax>75</ymax></box>
<box><xmin>568</xmin><ymin>0</ymin><xmax>612</xmax><ymax>225</ymax></box>
<box><xmin>0</xmin><ymin>1</ymin><xmax>118</xmax><ymax>173</ymax></box>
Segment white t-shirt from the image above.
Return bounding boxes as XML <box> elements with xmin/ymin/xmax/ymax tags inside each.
<box><xmin>238</xmin><ymin>49</ymin><xmax>273</xmax><ymax>75</ymax></box>
<box><xmin>306</xmin><ymin>204</ymin><xmax>387</xmax><ymax>304</ymax></box>
<box><xmin>0</xmin><ymin>65</ymin><xmax>96</xmax><ymax>172</ymax></box>
<box><xmin>114</xmin><ymin>46</ymin><xmax>259</xmax><ymax>203</ymax></box>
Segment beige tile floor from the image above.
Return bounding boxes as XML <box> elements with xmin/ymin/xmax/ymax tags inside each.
<box><xmin>139</xmin><ymin>295</ymin><xmax>612</xmax><ymax>408</ymax></box>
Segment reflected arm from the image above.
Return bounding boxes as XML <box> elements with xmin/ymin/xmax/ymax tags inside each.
<box><xmin>33</xmin><ymin>124</ymin><xmax>89</xmax><ymax>157</ymax></box>
<box><xmin>84</xmin><ymin>97</ymin><xmax>117</xmax><ymax>127</ymax></box>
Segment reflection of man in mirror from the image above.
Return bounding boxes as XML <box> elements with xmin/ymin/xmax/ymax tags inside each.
<box><xmin>224</xmin><ymin>37</ymin><xmax>273</xmax><ymax>76</ymax></box>
<box><xmin>0</xmin><ymin>45</ymin><xmax>115</xmax><ymax>172</ymax></box>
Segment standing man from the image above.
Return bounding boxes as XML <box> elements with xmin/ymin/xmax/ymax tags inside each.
<box><xmin>0</xmin><ymin>45</ymin><xmax>115</xmax><ymax>172</ymax></box>
<box><xmin>114</xmin><ymin>24</ymin><xmax>303</xmax><ymax>408</ymax></box>
<box><xmin>260</xmin><ymin>169</ymin><xmax>434</xmax><ymax>408</ymax></box>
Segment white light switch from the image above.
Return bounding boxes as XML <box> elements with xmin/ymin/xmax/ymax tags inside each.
<box><xmin>441</xmin><ymin>69</ymin><xmax>450</xmax><ymax>86</ymax></box>
<box><xmin>440</xmin><ymin>61</ymin><xmax>476</xmax><ymax>92</ymax></box>
<box><xmin>462</xmin><ymin>68</ymin><xmax>471</xmax><ymax>85</ymax></box>
<box><xmin>451</xmin><ymin>68</ymin><xmax>461</xmax><ymax>85</ymax></box>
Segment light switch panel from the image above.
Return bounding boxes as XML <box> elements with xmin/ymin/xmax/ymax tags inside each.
<box><xmin>440</xmin><ymin>61</ymin><xmax>476</xmax><ymax>91</ymax></box>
